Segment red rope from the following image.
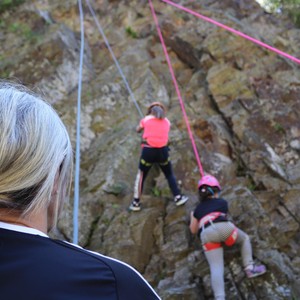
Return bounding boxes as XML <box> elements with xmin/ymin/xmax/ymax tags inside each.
<box><xmin>148</xmin><ymin>0</ymin><xmax>204</xmax><ymax>178</ymax></box>
<box><xmin>162</xmin><ymin>0</ymin><xmax>300</xmax><ymax>65</ymax></box>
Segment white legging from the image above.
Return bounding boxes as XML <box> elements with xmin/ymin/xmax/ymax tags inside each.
<box><xmin>200</xmin><ymin>222</ymin><xmax>253</xmax><ymax>300</ymax></box>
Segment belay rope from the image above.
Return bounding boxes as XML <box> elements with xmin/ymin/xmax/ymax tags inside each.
<box><xmin>149</xmin><ymin>0</ymin><xmax>205</xmax><ymax>178</ymax></box>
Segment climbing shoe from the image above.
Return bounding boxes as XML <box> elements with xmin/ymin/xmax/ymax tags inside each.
<box><xmin>174</xmin><ymin>194</ymin><xmax>189</xmax><ymax>206</ymax></box>
<box><xmin>129</xmin><ymin>200</ymin><xmax>141</xmax><ymax>211</ymax></box>
<box><xmin>245</xmin><ymin>264</ymin><xmax>266</xmax><ymax>278</ymax></box>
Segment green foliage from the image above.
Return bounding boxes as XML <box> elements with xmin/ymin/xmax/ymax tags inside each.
<box><xmin>279</xmin><ymin>0</ymin><xmax>300</xmax><ymax>26</ymax></box>
<box><xmin>8</xmin><ymin>22</ymin><xmax>22</xmax><ymax>32</ymax></box>
<box><xmin>152</xmin><ymin>186</ymin><xmax>161</xmax><ymax>197</ymax></box>
<box><xmin>0</xmin><ymin>69</ymin><xmax>10</xmax><ymax>78</ymax></box>
<box><xmin>273</xmin><ymin>122</ymin><xmax>285</xmax><ymax>133</ymax></box>
<box><xmin>0</xmin><ymin>57</ymin><xmax>13</xmax><ymax>78</ymax></box>
<box><xmin>0</xmin><ymin>0</ymin><xmax>25</xmax><ymax>14</ymax></box>
<box><xmin>0</xmin><ymin>19</ymin><xmax>5</xmax><ymax>28</ymax></box>
<box><xmin>257</xmin><ymin>0</ymin><xmax>300</xmax><ymax>26</ymax></box>
<box><xmin>125</xmin><ymin>26</ymin><xmax>138</xmax><ymax>38</ymax></box>
<box><xmin>102</xmin><ymin>217</ymin><xmax>110</xmax><ymax>226</ymax></box>
<box><xmin>8</xmin><ymin>21</ymin><xmax>41</xmax><ymax>42</ymax></box>
<box><xmin>247</xmin><ymin>183</ymin><xmax>257</xmax><ymax>191</ymax></box>
<box><xmin>23</xmin><ymin>25</ymin><xmax>40</xmax><ymax>42</ymax></box>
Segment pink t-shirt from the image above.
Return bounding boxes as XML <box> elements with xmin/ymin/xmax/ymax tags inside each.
<box><xmin>140</xmin><ymin>115</ymin><xmax>170</xmax><ymax>147</ymax></box>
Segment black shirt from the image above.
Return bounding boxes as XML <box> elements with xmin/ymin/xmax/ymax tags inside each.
<box><xmin>0</xmin><ymin>225</ymin><xmax>160</xmax><ymax>300</ymax></box>
<box><xmin>193</xmin><ymin>197</ymin><xmax>228</xmax><ymax>222</ymax></box>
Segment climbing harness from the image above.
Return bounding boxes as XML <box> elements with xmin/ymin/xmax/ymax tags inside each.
<box><xmin>199</xmin><ymin>212</ymin><xmax>238</xmax><ymax>251</ymax></box>
<box><xmin>160</xmin><ymin>0</ymin><xmax>300</xmax><ymax>65</ymax></box>
<box><xmin>140</xmin><ymin>158</ymin><xmax>152</xmax><ymax>167</ymax></box>
<box><xmin>159</xmin><ymin>159</ymin><xmax>170</xmax><ymax>166</ymax></box>
<box><xmin>203</xmin><ymin>242</ymin><xmax>222</xmax><ymax>252</ymax></box>
<box><xmin>224</xmin><ymin>227</ymin><xmax>238</xmax><ymax>246</ymax></box>
<box><xmin>202</xmin><ymin>228</ymin><xmax>238</xmax><ymax>251</ymax></box>
<box><xmin>199</xmin><ymin>212</ymin><xmax>226</xmax><ymax>228</ymax></box>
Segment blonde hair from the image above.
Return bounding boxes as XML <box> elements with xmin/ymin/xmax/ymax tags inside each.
<box><xmin>0</xmin><ymin>82</ymin><xmax>73</xmax><ymax>225</ymax></box>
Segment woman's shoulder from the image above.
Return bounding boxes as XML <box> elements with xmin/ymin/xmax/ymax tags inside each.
<box><xmin>52</xmin><ymin>240</ymin><xmax>161</xmax><ymax>299</ymax></box>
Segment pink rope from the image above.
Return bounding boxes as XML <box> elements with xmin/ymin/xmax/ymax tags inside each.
<box><xmin>149</xmin><ymin>0</ymin><xmax>204</xmax><ymax>178</ymax></box>
<box><xmin>161</xmin><ymin>0</ymin><xmax>300</xmax><ymax>65</ymax></box>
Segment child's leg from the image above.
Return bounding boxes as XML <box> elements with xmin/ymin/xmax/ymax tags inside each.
<box><xmin>201</xmin><ymin>226</ymin><xmax>227</xmax><ymax>300</ymax></box>
<box><xmin>205</xmin><ymin>247</ymin><xmax>225</xmax><ymax>300</ymax></box>
<box><xmin>158</xmin><ymin>147</ymin><xmax>181</xmax><ymax>197</ymax></box>
<box><xmin>159</xmin><ymin>160</ymin><xmax>181</xmax><ymax>196</ymax></box>
<box><xmin>133</xmin><ymin>148</ymin><xmax>153</xmax><ymax>200</ymax></box>
<box><xmin>235</xmin><ymin>228</ymin><xmax>254</xmax><ymax>268</ymax></box>
<box><xmin>236</xmin><ymin>228</ymin><xmax>267</xmax><ymax>278</ymax></box>
<box><xmin>133</xmin><ymin>167</ymin><xmax>151</xmax><ymax>200</ymax></box>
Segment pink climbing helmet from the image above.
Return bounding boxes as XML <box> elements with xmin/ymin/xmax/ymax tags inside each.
<box><xmin>198</xmin><ymin>175</ymin><xmax>221</xmax><ymax>190</ymax></box>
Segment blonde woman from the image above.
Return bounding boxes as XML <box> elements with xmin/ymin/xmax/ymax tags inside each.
<box><xmin>0</xmin><ymin>82</ymin><xmax>160</xmax><ymax>300</ymax></box>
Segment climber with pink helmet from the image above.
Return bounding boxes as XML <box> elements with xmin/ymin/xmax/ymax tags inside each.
<box><xmin>189</xmin><ymin>174</ymin><xmax>266</xmax><ymax>300</ymax></box>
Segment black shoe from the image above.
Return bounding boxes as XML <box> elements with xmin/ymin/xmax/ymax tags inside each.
<box><xmin>174</xmin><ymin>194</ymin><xmax>189</xmax><ymax>206</ymax></box>
<box><xmin>129</xmin><ymin>200</ymin><xmax>141</xmax><ymax>211</ymax></box>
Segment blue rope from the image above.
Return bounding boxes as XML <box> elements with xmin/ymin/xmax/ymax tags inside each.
<box><xmin>73</xmin><ymin>0</ymin><xmax>85</xmax><ymax>245</ymax></box>
<box><xmin>72</xmin><ymin>0</ymin><xmax>143</xmax><ymax>244</ymax></box>
<box><xmin>85</xmin><ymin>0</ymin><xmax>144</xmax><ymax>118</ymax></box>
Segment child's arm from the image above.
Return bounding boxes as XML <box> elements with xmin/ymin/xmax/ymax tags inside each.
<box><xmin>136</xmin><ymin>124</ymin><xmax>143</xmax><ymax>133</ymax></box>
<box><xmin>136</xmin><ymin>119</ymin><xmax>144</xmax><ymax>133</ymax></box>
<box><xmin>189</xmin><ymin>211</ymin><xmax>199</xmax><ymax>234</ymax></box>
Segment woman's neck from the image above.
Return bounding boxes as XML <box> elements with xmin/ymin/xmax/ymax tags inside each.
<box><xmin>0</xmin><ymin>208</ymin><xmax>48</xmax><ymax>234</ymax></box>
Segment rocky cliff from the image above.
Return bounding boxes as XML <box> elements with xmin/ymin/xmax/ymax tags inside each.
<box><xmin>0</xmin><ymin>0</ymin><xmax>299</xmax><ymax>299</ymax></box>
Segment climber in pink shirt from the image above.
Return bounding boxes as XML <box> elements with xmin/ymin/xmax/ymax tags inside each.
<box><xmin>129</xmin><ymin>102</ymin><xmax>188</xmax><ymax>211</ymax></box>
<box><xmin>139</xmin><ymin>114</ymin><xmax>170</xmax><ymax>148</ymax></box>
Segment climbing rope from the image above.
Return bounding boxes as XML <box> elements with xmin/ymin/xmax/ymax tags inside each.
<box><xmin>161</xmin><ymin>0</ymin><xmax>300</xmax><ymax>65</ymax></box>
<box><xmin>149</xmin><ymin>0</ymin><xmax>205</xmax><ymax>178</ymax></box>
<box><xmin>85</xmin><ymin>0</ymin><xmax>144</xmax><ymax>118</ymax></box>
<box><xmin>73</xmin><ymin>0</ymin><xmax>85</xmax><ymax>245</ymax></box>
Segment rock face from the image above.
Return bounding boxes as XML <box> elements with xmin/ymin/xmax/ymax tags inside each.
<box><xmin>1</xmin><ymin>0</ymin><xmax>299</xmax><ymax>299</ymax></box>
